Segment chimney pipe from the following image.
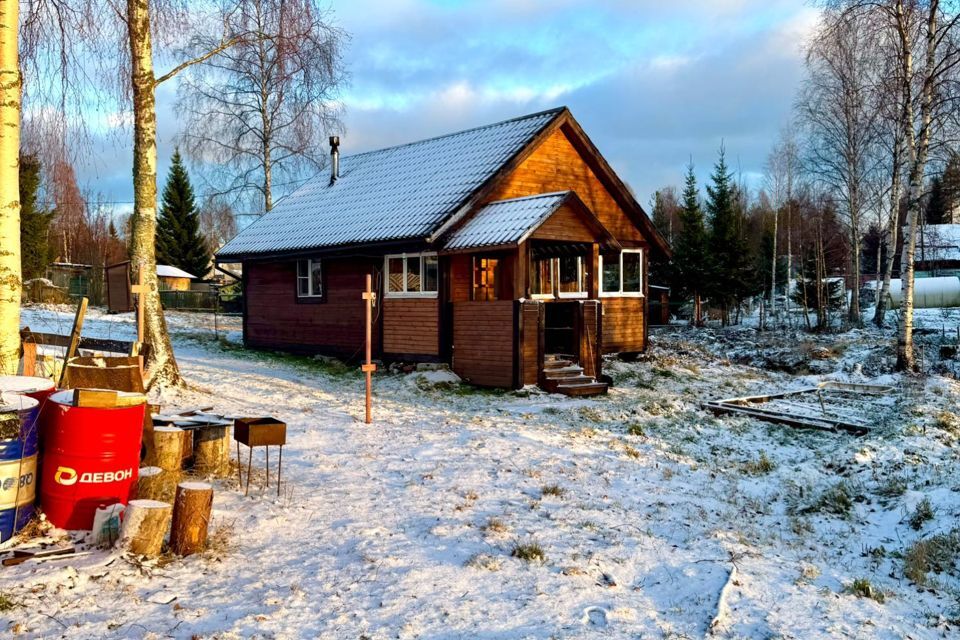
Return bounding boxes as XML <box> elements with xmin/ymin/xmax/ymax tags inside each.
<box><xmin>329</xmin><ymin>135</ymin><xmax>340</xmax><ymax>185</ymax></box>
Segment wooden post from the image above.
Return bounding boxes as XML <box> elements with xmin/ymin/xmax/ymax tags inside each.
<box><xmin>120</xmin><ymin>499</ymin><xmax>173</xmax><ymax>557</ymax></box>
<box><xmin>169</xmin><ymin>481</ymin><xmax>213</xmax><ymax>556</ymax></box>
<box><xmin>57</xmin><ymin>297</ymin><xmax>88</xmax><ymax>388</ymax></box>
<box><xmin>132</xmin><ymin>264</ymin><xmax>146</xmax><ymax>345</ymax></box>
<box><xmin>361</xmin><ymin>274</ymin><xmax>377</xmax><ymax>424</ymax></box>
<box><xmin>194</xmin><ymin>425</ymin><xmax>230</xmax><ymax>476</ymax></box>
<box><xmin>136</xmin><ymin>466</ymin><xmax>164</xmax><ymax>501</ymax></box>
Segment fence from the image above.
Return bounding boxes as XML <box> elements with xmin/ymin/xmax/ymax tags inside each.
<box><xmin>159</xmin><ymin>289</ymin><xmax>243</xmax><ymax>313</ymax></box>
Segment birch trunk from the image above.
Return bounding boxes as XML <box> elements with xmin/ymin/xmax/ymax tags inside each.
<box><xmin>874</xmin><ymin>141</ymin><xmax>902</xmax><ymax>327</ymax></box>
<box><xmin>769</xmin><ymin>207</ymin><xmax>778</xmax><ymax>318</ymax></box>
<box><xmin>127</xmin><ymin>0</ymin><xmax>182</xmax><ymax>388</ymax></box>
<box><xmin>897</xmin><ymin>2</ymin><xmax>937</xmax><ymax>372</ymax></box>
<box><xmin>0</xmin><ymin>0</ymin><xmax>20</xmax><ymax>375</ymax></box>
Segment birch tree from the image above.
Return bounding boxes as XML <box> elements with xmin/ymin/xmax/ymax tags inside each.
<box><xmin>0</xmin><ymin>0</ymin><xmax>19</xmax><ymax>374</ymax></box>
<box><xmin>764</xmin><ymin>127</ymin><xmax>801</xmax><ymax>320</ymax></box>
<box><xmin>177</xmin><ymin>0</ymin><xmax>346</xmax><ymax>212</ymax></box>
<box><xmin>799</xmin><ymin>7</ymin><xmax>884</xmax><ymax>327</ymax></box>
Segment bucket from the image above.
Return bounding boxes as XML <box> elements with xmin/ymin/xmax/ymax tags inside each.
<box><xmin>39</xmin><ymin>390</ymin><xmax>146</xmax><ymax>530</ymax></box>
<box><xmin>0</xmin><ymin>395</ymin><xmax>40</xmax><ymax>543</ymax></box>
<box><xmin>0</xmin><ymin>375</ymin><xmax>56</xmax><ymax>407</ymax></box>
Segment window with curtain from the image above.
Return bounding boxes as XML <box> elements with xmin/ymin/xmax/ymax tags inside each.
<box><xmin>384</xmin><ymin>254</ymin><xmax>439</xmax><ymax>297</ymax></box>
<box><xmin>296</xmin><ymin>259</ymin><xmax>323</xmax><ymax>298</ymax></box>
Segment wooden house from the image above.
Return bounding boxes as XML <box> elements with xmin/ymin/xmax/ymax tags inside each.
<box><xmin>156</xmin><ymin>265</ymin><xmax>197</xmax><ymax>291</ymax></box>
<box><xmin>216</xmin><ymin>108</ymin><xmax>670</xmax><ymax>395</ymax></box>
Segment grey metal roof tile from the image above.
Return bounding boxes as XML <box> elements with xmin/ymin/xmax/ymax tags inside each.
<box><xmin>442</xmin><ymin>192</ymin><xmax>571</xmax><ymax>251</ymax></box>
<box><xmin>216</xmin><ymin>108</ymin><xmax>562</xmax><ymax>258</ymax></box>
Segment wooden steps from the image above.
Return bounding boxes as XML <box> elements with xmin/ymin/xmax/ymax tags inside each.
<box><xmin>541</xmin><ymin>355</ymin><xmax>607</xmax><ymax>397</ymax></box>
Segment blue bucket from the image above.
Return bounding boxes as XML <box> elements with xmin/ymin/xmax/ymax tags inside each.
<box><xmin>0</xmin><ymin>395</ymin><xmax>40</xmax><ymax>543</ymax></box>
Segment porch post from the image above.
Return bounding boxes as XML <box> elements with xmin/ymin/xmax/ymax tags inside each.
<box><xmin>588</xmin><ymin>243</ymin><xmax>600</xmax><ymax>299</ymax></box>
<box><xmin>516</xmin><ymin>241</ymin><xmax>529</xmax><ymax>299</ymax></box>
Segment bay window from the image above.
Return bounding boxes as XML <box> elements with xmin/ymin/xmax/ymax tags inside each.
<box><xmin>296</xmin><ymin>259</ymin><xmax>323</xmax><ymax>299</ymax></box>
<box><xmin>385</xmin><ymin>253</ymin><xmax>438</xmax><ymax>297</ymax></box>
<box><xmin>600</xmin><ymin>249</ymin><xmax>643</xmax><ymax>297</ymax></box>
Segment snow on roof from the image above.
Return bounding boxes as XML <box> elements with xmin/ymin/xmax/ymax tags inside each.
<box><xmin>157</xmin><ymin>265</ymin><xmax>197</xmax><ymax>279</ymax></box>
<box><xmin>216</xmin><ymin>108</ymin><xmax>564</xmax><ymax>258</ymax></box>
<box><xmin>442</xmin><ymin>192</ymin><xmax>571</xmax><ymax>251</ymax></box>
<box><xmin>916</xmin><ymin>224</ymin><xmax>960</xmax><ymax>263</ymax></box>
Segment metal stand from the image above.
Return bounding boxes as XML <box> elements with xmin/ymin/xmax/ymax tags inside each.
<box><xmin>238</xmin><ymin>443</ymin><xmax>283</xmax><ymax>497</ymax></box>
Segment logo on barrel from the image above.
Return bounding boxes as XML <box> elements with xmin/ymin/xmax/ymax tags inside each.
<box><xmin>54</xmin><ymin>466</ymin><xmax>133</xmax><ymax>485</ymax></box>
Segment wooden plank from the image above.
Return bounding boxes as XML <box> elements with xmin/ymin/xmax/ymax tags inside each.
<box><xmin>58</xmin><ymin>298</ymin><xmax>88</xmax><ymax>388</ymax></box>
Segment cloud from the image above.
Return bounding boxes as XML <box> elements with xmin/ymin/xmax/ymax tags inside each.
<box><xmin>73</xmin><ymin>0</ymin><xmax>818</xmax><ymax>212</ymax></box>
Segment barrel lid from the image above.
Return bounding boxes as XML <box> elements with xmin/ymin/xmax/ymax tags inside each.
<box><xmin>49</xmin><ymin>389</ymin><xmax>147</xmax><ymax>408</ymax></box>
<box><xmin>0</xmin><ymin>393</ymin><xmax>39</xmax><ymax>413</ymax></box>
<box><xmin>0</xmin><ymin>375</ymin><xmax>55</xmax><ymax>394</ymax></box>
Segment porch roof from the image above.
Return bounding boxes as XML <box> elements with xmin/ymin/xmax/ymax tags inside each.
<box><xmin>441</xmin><ymin>192</ymin><xmax>620</xmax><ymax>253</ymax></box>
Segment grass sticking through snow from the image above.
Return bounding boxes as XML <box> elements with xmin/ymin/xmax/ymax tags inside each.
<box><xmin>903</xmin><ymin>530</ymin><xmax>960</xmax><ymax>586</ymax></box>
<box><xmin>908</xmin><ymin>498</ymin><xmax>935</xmax><ymax>531</ymax></box>
<box><xmin>541</xmin><ymin>484</ymin><xmax>566</xmax><ymax>498</ymax></box>
<box><xmin>511</xmin><ymin>541</ymin><xmax>547</xmax><ymax>563</ymax></box>
<box><xmin>844</xmin><ymin>578</ymin><xmax>885</xmax><ymax>603</ymax></box>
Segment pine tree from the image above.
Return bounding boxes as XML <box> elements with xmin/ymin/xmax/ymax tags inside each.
<box><xmin>671</xmin><ymin>163</ymin><xmax>709</xmax><ymax>325</ymax></box>
<box><xmin>156</xmin><ymin>150</ymin><xmax>210</xmax><ymax>278</ymax></box>
<box><xmin>926</xmin><ymin>175</ymin><xmax>947</xmax><ymax>224</ymax></box>
<box><xmin>19</xmin><ymin>154</ymin><xmax>54</xmax><ymax>281</ymax></box>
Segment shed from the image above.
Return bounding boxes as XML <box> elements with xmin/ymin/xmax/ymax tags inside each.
<box><xmin>157</xmin><ymin>265</ymin><xmax>197</xmax><ymax>291</ymax></box>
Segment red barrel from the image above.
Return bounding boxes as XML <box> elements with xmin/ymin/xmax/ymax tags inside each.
<box><xmin>39</xmin><ymin>390</ymin><xmax>146</xmax><ymax>530</ymax></box>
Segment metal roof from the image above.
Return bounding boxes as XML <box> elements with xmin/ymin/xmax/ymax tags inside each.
<box><xmin>217</xmin><ymin>108</ymin><xmax>564</xmax><ymax>258</ymax></box>
<box><xmin>157</xmin><ymin>265</ymin><xmax>197</xmax><ymax>279</ymax></box>
<box><xmin>442</xmin><ymin>192</ymin><xmax>571</xmax><ymax>251</ymax></box>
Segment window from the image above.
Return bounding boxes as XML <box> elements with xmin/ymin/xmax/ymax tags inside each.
<box><xmin>473</xmin><ymin>256</ymin><xmax>500</xmax><ymax>301</ymax></box>
<box><xmin>532</xmin><ymin>258</ymin><xmax>554</xmax><ymax>298</ymax></box>
<box><xmin>600</xmin><ymin>250</ymin><xmax>643</xmax><ymax>297</ymax></box>
<box><xmin>533</xmin><ymin>256</ymin><xmax>587</xmax><ymax>299</ymax></box>
<box><xmin>297</xmin><ymin>259</ymin><xmax>323</xmax><ymax>298</ymax></box>
<box><xmin>558</xmin><ymin>256</ymin><xmax>587</xmax><ymax>298</ymax></box>
<box><xmin>384</xmin><ymin>253</ymin><xmax>438</xmax><ymax>297</ymax></box>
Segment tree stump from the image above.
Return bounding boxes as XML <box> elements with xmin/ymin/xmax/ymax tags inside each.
<box><xmin>170</xmin><ymin>482</ymin><xmax>213</xmax><ymax>556</ymax></box>
<box><xmin>152</xmin><ymin>426</ymin><xmax>183</xmax><ymax>500</ymax></box>
<box><xmin>119</xmin><ymin>499</ymin><xmax>172</xmax><ymax>556</ymax></box>
<box><xmin>194</xmin><ymin>425</ymin><xmax>230</xmax><ymax>476</ymax></box>
<box><xmin>136</xmin><ymin>466</ymin><xmax>164</xmax><ymax>500</ymax></box>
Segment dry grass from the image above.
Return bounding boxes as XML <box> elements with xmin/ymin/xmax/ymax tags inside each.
<box><xmin>903</xmin><ymin>530</ymin><xmax>960</xmax><ymax>586</ymax></box>
<box><xmin>482</xmin><ymin>517</ymin><xmax>508</xmax><ymax>534</ymax></box>
<box><xmin>541</xmin><ymin>484</ymin><xmax>566</xmax><ymax>498</ymax></box>
<box><xmin>511</xmin><ymin>541</ymin><xmax>547</xmax><ymax>563</ymax></box>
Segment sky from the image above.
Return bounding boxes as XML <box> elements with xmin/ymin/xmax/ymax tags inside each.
<box><xmin>78</xmin><ymin>0</ymin><xmax>820</xmax><ymax>219</ymax></box>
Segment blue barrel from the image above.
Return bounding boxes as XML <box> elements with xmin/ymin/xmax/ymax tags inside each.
<box><xmin>0</xmin><ymin>395</ymin><xmax>40</xmax><ymax>542</ymax></box>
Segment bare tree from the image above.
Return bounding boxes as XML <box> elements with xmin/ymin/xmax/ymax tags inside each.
<box><xmin>764</xmin><ymin>126</ymin><xmax>801</xmax><ymax>321</ymax></box>
<box><xmin>198</xmin><ymin>195</ymin><xmax>238</xmax><ymax>250</ymax></box>
<box><xmin>177</xmin><ymin>0</ymin><xmax>347</xmax><ymax>212</ymax></box>
<box><xmin>0</xmin><ymin>0</ymin><xmax>19</xmax><ymax>373</ymax></box>
<box><xmin>798</xmin><ymin>7</ymin><xmax>884</xmax><ymax>327</ymax></box>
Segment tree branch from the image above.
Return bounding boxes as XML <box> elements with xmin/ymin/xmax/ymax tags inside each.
<box><xmin>155</xmin><ymin>37</ymin><xmax>242</xmax><ymax>86</ymax></box>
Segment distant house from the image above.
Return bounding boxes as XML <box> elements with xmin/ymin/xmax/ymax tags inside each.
<box><xmin>156</xmin><ymin>265</ymin><xmax>197</xmax><ymax>291</ymax></box>
<box><xmin>216</xmin><ymin>107</ymin><xmax>670</xmax><ymax>395</ymax></box>
<box><xmin>915</xmin><ymin>224</ymin><xmax>960</xmax><ymax>277</ymax></box>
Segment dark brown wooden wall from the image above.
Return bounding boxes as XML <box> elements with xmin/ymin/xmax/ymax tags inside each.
<box><xmin>519</xmin><ymin>301</ymin><xmax>542</xmax><ymax>386</ymax></box>
<box><xmin>452</xmin><ymin>301</ymin><xmax>515</xmax><ymax>387</ymax></box>
<box><xmin>245</xmin><ymin>258</ymin><xmax>380</xmax><ymax>357</ymax></box>
<box><xmin>602</xmin><ymin>297</ymin><xmax>645</xmax><ymax>353</ymax></box>
<box><xmin>383</xmin><ymin>298</ymin><xmax>439</xmax><ymax>355</ymax></box>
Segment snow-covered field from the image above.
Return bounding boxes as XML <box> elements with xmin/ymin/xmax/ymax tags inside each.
<box><xmin>2</xmin><ymin>304</ymin><xmax>960</xmax><ymax>639</ymax></box>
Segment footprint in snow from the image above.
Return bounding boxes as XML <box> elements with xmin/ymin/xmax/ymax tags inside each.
<box><xmin>582</xmin><ymin>606</ymin><xmax>609</xmax><ymax>627</ymax></box>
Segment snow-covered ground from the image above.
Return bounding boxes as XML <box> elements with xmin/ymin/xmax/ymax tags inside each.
<box><xmin>1</xmin><ymin>304</ymin><xmax>959</xmax><ymax>639</ymax></box>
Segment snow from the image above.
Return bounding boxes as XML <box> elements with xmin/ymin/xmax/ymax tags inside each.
<box><xmin>157</xmin><ymin>265</ymin><xmax>197</xmax><ymax>280</ymax></box>
<box><xmin>1</xmin><ymin>304</ymin><xmax>959</xmax><ymax>638</ymax></box>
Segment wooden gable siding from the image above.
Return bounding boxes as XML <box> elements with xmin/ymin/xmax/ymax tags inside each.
<box><xmin>529</xmin><ymin>202</ymin><xmax>596</xmax><ymax>243</ymax></box>
<box><xmin>383</xmin><ymin>298</ymin><xmax>439</xmax><ymax>356</ymax></box>
<box><xmin>452</xmin><ymin>301</ymin><xmax>515</xmax><ymax>387</ymax></box>
<box><xmin>484</xmin><ymin>125</ymin><xmax>645</xmax><ymax>244</ymax></box>
<box><xmin>602</xmin><ymin>297</ymin><xmax>645</xmax><ymax>353</ymax></box>
<box><xmin>244</xmin><ymin>258</ymin><xmax>380</xmax><ymax>357</ymax></box>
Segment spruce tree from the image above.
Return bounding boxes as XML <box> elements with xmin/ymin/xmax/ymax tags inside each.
<box><xmin>156</xmin><ymin>150</ymin><xmax>210</xmax><ymax>278</ymax></box>
<box><xmin>705</xmin><ymin>147</ymin><xmax>739</xmax><ymax>324</ymax></box>
<box><xmin>19</xmin><ymin>154</ymin><xmax>54</xmax><ymax>281</ymax></box>
<box><xmin>671</xmin><ymin>163</ymin><xmax>709</xmax><ymax>325</ymax></box>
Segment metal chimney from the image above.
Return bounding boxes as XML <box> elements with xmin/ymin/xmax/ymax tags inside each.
<box><xmin>329</xmin><ymin>136</ymin><xmax>340</xmax><ymax>185</ymax></box>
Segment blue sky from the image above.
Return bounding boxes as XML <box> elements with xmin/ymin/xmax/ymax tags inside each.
<box><xmin>79</xmin><ymin>0</ymin><xmax>819</xmax><ymax>218</ymax></box>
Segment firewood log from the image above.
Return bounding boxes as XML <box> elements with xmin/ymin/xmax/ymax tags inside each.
<box><xmin>152</xmin><ymin>426</ymin><xmax>183</xmax><ymax>500</ymax></box>
<box><xmin>119</xmin><ymin>499</ymin><xmax>172</xmax><ymax>556</ymax></box>
<box><xmin>193</xmin><ymin>425</ymin><xmax>230</xmax><ymax>476</ymax></box>
<box><xmin>136</xmin><ymin>466</ymin><xmax>163</xmax><ymax>501</ymax></box>
<box><xmin>169</xmin><ymin>482</ymin><xmax>213</xmax><ymax>556</ymax></box>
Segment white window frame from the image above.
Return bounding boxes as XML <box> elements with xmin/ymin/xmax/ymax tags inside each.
<box><xmin>296</xmin><ymin>259</ymin><xmax>323</xmax><ymax>298</ymax></box>
<box><xmin>599</xmin><ymin>249</ymin><xmax>644</xmax><ymax>298</ymax></box>
<box><xmin>530</xmin><ymin>257</ymin><xmax>556</xmax><ymax>300</ymax></box>
<box><xmin>384</xmin><ymin>252</ymin><xmax>439</xmax><ymax>299</ymax></box>
<box><xmin>557</xmin><ymin>255</ymin><xmax>588</xmax><ymax>299</ymax></box>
